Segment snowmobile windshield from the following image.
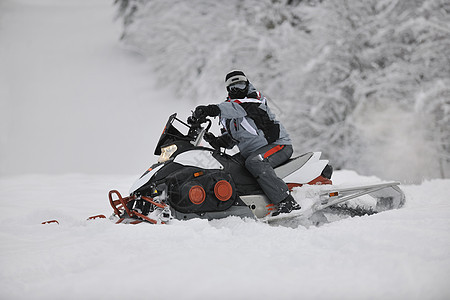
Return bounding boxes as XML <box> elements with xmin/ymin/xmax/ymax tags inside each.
<box><xmin>154</xmin><ymin>113</ymin><xmax>194</xmax><ymax>155</ymax></box>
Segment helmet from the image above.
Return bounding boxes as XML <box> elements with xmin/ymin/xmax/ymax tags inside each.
<box><xmin>225</xmin><ymin>70</ymin><xmax>249</xmax><ymax>99</ymax></box>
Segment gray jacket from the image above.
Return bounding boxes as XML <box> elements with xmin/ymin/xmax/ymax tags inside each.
<box><xmin>217</xmin><ymin>85</ymin><xmax>291</xmax><ymax>158</ymax></box>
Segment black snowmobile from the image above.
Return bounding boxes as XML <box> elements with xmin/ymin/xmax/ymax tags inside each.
<box><xmin>107</xmin><ymin>113</ymin><xmax>405</xmax><ymax>225</ymax></box>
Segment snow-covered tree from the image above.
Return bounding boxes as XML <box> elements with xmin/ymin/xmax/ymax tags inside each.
<box><xmin>285</xmin><ymin>0</ymin><xmax>450</xmax><ymax>179</ymax></box>
<box><xmin>114</xmin><ymin>0</ymin><xmax>313</xmax><ymax>99</ymax></box>
<box><xmin>114</xmin><ymin>0</ymin><xmax>450</xmax><ymax>181</ymax></box>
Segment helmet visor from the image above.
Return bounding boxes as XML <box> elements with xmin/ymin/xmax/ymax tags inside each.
<box><xmin>228</xmin><ymin>81</ymin><xmax>247</xmax><ymax>93</ymax></box>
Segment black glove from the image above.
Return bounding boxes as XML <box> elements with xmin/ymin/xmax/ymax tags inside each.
<box><xmin>204</xmin><ymin>132</ymin><xmax>234</xmax><ymax>150</ymax></box>
<box><xmin>203</xmin><ymin>132</ymin><xmax>215</xmax><ymax>149</ymax></box>
<box><xmin>203</xmin><ymin>132</ymin><xmax>216</xmax><ymax>143</ymax></box>
<box><xmin>193</xmin><ymin>105</ymin><xmax>220</xmax><ymax>119</ymax></box>
<box><xmin>202</xmin><ymin>132</ymin><xmax>219</xmax><ymax>149</ymax></box>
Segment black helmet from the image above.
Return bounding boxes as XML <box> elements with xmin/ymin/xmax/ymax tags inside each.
<box><xmin>225</xmin><ymin>70</ymin><xmax>249</xmax><ymax>99</ymax></box>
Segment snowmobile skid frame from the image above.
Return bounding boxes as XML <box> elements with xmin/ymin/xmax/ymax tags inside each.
<box><xmin>316</xmin><ymin>181</ymin><xmax>404</xmax><ymax>211</ymax></box>
<box><xmin>264</xmin><ymin>181</ymin><xmax>405</xmax><ymax>223</ymax></box>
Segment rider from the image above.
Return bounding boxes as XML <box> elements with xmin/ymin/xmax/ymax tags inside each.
<box><xmin>193</xmin><ymin>70</ymin><xmax>300</xmax><ymax>216</ymax></box>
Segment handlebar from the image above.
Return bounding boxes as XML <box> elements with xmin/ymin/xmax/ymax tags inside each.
<box><xmin>187</xmin><ymin>115</ymin><xmax>212</xmax><ymax>131</ymax></box>
<box><xmin>186</xmin><ymin>115</ymin><xmax>203</xmax><ymax>126</ymax></box>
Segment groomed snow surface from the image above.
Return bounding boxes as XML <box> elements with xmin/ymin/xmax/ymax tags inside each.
<box><xmin>0</xmin><ymin>173</ymin><xmax>449</xmax><ymax>300</ymax></box>
<box><xmin>1</xmin><ymin>1</ymin><xmax>449</xmax><ymax>299</ymax></box>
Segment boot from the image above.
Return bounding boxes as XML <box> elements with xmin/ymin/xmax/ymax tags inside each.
<box><xmin>272</xmin><ymin>194</ymin><xmax>300</xmax><ymax>216</ymax></box>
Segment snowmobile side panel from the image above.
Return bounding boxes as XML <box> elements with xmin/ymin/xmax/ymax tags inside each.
<box><xmin>129</xmin><ymin>164</ymin><xmax>164</xmax><ymax>194</ymax></box>
<box><xmin>173</xmin><ymin>149</ymin><xmax>224</xmax><ymax>170</ymax></box>
<box><xmin>165</xmin><ymin>167</ymin><xmax>237</xmax><ymax>214</ymax></box>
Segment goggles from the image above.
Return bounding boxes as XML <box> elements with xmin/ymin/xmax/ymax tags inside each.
<box><xmin>228</xmin><ymin>81</ymin><xmax>247</xmax><ymax>92</ymax></box>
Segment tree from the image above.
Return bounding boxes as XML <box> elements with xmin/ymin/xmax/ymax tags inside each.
<box><xmin>114</xmin><ymin>0</ymin><xmax>450</xmax><ymax>181</ymax></box>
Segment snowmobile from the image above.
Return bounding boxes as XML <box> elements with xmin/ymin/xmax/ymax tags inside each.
<box><xmin>107</xmin><ymin>113</ymin><xmax>406</xmax><ymax>225</ymax></box>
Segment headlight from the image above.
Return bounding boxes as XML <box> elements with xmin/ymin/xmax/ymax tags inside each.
<box><xmin>158</xmin><ymin>144</ymin><xmax>177</xmax><ymax>162</ymax></box>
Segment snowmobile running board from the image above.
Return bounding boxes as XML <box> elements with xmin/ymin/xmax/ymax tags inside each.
<box><xmin>264</xmin><ymin>181</ymin><xmax>405</xmax><ymax>223</ymax></box>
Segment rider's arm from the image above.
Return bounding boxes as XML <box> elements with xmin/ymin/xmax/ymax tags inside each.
<box><xmin>217</xmin><ymin>101</ymin><xmax>247</xmax><ymax>119</ymax></box>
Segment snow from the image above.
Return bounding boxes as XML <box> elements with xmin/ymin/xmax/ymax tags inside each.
<box><xmin>0</xmin><ymin>173</ymin><xmax>449</xmax><ymax>299</ymax></box>
<box><xmin>1</xmin><ymin>1</ymin><xmax>450</xmax><ymax>299</ymax></box>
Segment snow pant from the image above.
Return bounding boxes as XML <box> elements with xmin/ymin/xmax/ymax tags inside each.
<box><xmin>244</xmin><ymin>144</ymin><xmax>293</xmax><ymax>204</ymax></box>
